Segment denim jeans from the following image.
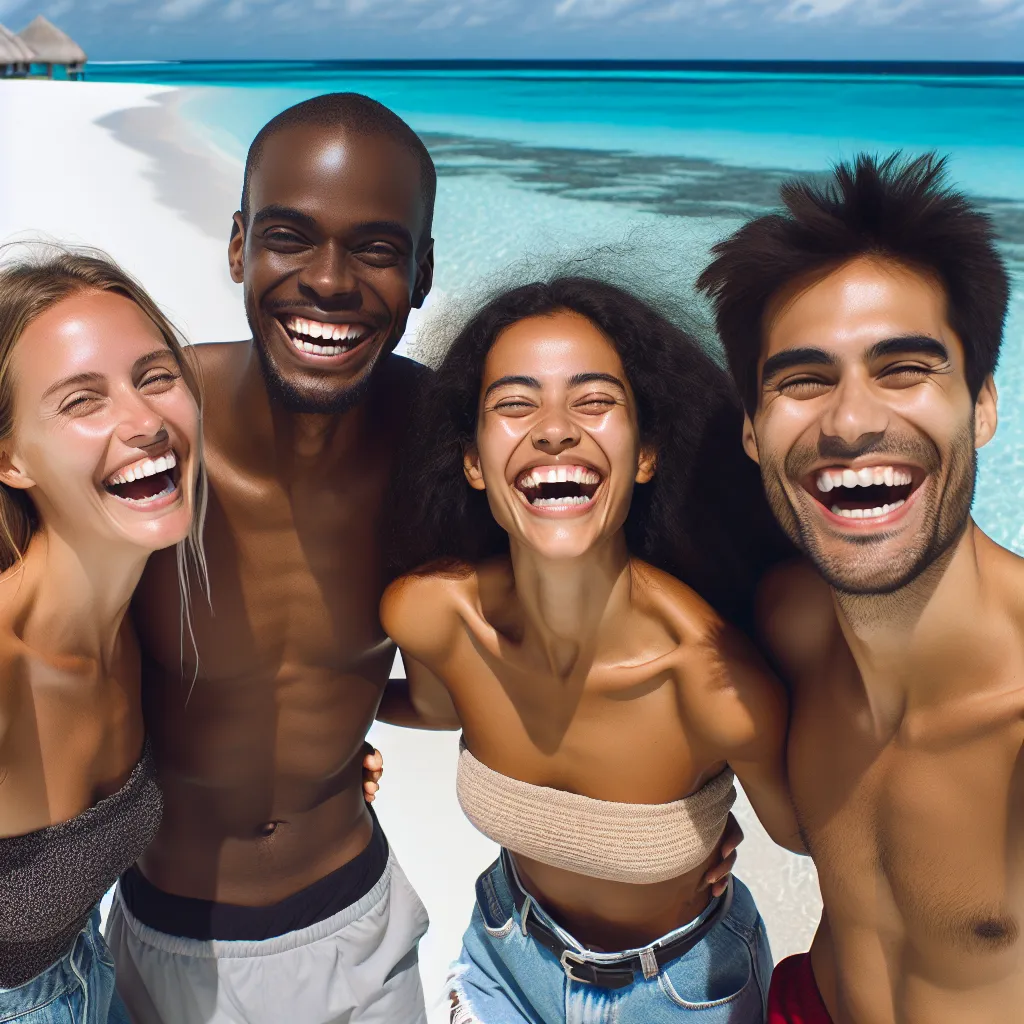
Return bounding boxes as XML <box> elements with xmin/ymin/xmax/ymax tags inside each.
<box><xmin>0</xmin><ymin>908</ymin><xmax>130</xmax><ymax>1024</ymax></box>
<box><xmin>448</xmin><ymin>855</ymin><xmax>771</xmax><ymax>1023</ymax></box>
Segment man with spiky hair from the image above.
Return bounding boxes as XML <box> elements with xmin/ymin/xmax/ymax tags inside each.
<box><xmin>698</xmin><ymin>153</ymin><xmax>1024</xmax><ymax>1023</ymax></box>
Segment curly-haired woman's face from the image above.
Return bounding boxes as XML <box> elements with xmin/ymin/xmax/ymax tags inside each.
<box><xmin>463</xmin><ymin>310</ymin><xmax>655</xmax><ymax>560</ymax></box>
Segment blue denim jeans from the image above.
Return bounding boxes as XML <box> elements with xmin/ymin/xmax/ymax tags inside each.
<box><xmin>448</xmin><ymin>855</ymin><xmax>771</xmax><ymax>1023</ymax></box>
<box><xmin>0</xmin><ymin>908</ymin><xmax>130</xmax><ymax>1024</ymax></box>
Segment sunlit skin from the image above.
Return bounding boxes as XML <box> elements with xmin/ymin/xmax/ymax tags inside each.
<box><xmin>130</xmin><ymin>124</ymin><xmax>427</xmax><ymax>905</ymax></box>
<box><xmin>750</xmin><ymin>258</ymin><xmax>1024</xmax><ymax>1023</ymax></box>
<box><xmin>0</xmin><ymin>289</ymin><xmax>199</xmax><ymax>839</ymax></box>
<box><xmin>381</xmin><ymin>312</ymin><xmax>800</xmax><ymax>951</ymax></box>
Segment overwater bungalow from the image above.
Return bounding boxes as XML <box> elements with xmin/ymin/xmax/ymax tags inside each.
<box><xmin>18</xmin><ymin>15</ymin><xmax>86</xmax><ymax>80</ymax></box>
<box><xmin>0</xmin><ymin>23</ymin><xmax>36</xmax><ymax>78</ymax></box>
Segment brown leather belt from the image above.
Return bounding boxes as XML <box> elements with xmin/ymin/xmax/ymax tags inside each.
<box><xmin>500</xmin><ymin>849</ymin><xmax>733</xmax><ymax>990</ymax></box>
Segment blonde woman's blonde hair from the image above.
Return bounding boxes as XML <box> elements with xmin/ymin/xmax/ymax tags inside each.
<box><xmin>0</xmin><ymin>244</ymin><xmax>210</xmax><ymax>669</ymax></box>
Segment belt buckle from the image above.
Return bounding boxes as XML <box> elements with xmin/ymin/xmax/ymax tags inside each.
<box><xmin>559</xmin><ymin>949</ymin><xmax>593</xmax><ymax>985</ymax></box>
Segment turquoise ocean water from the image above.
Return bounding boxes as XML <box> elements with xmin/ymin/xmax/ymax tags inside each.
<box><xmin>89</xmin><ymin>62</ymin><xmax>1024</xmax><ymax>553</ymax></box>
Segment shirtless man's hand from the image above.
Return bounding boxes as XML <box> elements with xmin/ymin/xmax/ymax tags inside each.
<box><xmin>105</xmin><ymin>95</ymin><xmax>438</xmax><ymax>1024</ymax></box>
<box><xmin>700</xmin><ymin>152</ymin><xmax>1023</xmax><ymax>1024</ymax></box>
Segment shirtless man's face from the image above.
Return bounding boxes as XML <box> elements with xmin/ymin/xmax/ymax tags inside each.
<box><xmin>2</xmin><ymin>290</ymin><xmax>200</xmax><ymax>552</ymax></box>
<box><xmin>743</xmin><ymin>256</ymin><xmax>998</xmax><ymax>594</ymax></box>
<box><xmin>230</xmin><ymin>124</ymin><xmax>433</xmax><ymax>414</ymax></box>
<box><xmin>464</xmin><ymin>311</ymin><xmax>655</xmax><ymax>561</ymax></box>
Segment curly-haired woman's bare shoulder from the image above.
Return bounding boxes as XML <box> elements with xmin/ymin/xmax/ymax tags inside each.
<box><xmin>381</xmin><ymin>562</ymin><xmax>487</xmax><ymax>664</ymax></box>
<box><xmin>628</xmin><ymin>558</ymin><xmax>726</xmax><ymax>643</ymax></box>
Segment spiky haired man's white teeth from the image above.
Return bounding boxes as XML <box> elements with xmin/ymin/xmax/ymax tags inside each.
<box><xmin>817</xmin><ymin>465</ymin><xmax>913</xmax><ymax>492</ymax></box>
<box><xmin>831</xmin><ymin>499</ymin><xmax>906</xmax><ymax>519</ymax></box>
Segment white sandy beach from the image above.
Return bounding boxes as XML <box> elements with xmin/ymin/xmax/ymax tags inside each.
<box><xmin>0</xmin><ymin>79</ymin><xmax>821</xmax><ymax>1022</ymax></box>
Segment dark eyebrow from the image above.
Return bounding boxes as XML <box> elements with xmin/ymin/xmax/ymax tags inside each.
<box><xmin>761</xmin><ymin>347</ymin><xmax>837</xmax><ymax>385</ymax></box>
<box><xmin>251</xmin><ymin>209</ymin><xmax>414</xmax><ymax>250</ymax></box>
<box><xmin>867</xmin><ymin>334</ymin><xmax>949</xmax><ymax>362</ymax></box>
<box><xmin>251</xmin><ymin>205</ymin><xmax>319</xmax><ymax>232</ymax></box>
<box><xmin>483</xmin><ymin>374</ymin><xmax>541</xmax><ymax>400</ymax></box>
<box><xmin>567</xmin><ymin>372</ymin><xmax>626</xmax><ymax>390</ymax></box>
<box><xmin>352</xmin><ymin>220</ymin><xmax>415</xmax><ymax>250</ymax></box>
<box><xmin>42</xmin><ymin>348</ymin><xmax>174</xmax><ymax>402</ymax></box>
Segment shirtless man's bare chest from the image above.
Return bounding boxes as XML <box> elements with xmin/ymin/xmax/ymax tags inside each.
<box><xmin>770</xmin><ymin>558</ymin><xmax>1024</xmax><ymax>1024</ymax></box>
<box><xmin>133</xmin><ymin>342</ymin><xmax>423</xmax><ymax>905</ymax></box>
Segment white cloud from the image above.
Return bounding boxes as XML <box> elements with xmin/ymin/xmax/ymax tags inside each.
<box><xmin>157</xmin><ymin>0</ymin><xmax>214</xmax><ymax>19</ymax></box>
<box><xmin>3</xmin><ymin>0</ymin><xmax>1018</xmax><ymax>52</ymax></box>
<box><xmin>554</xmin><ymin>0</ymin><xmax>641</xmax><ymax>18</ymax></box>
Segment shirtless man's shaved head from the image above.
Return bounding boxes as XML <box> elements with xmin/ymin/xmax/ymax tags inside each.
<box><xmin>105</xmin><ymin>94</ymin><xmax>435</xmax><ymax>1024</ymax></box>
<box><xmin>701</xmin><ymin>154</ymin><xmax>1024</xmax><ymax>1023</ymax></box>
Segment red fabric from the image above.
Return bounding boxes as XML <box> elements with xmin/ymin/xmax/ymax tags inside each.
<box><xmin>767</xmin><ymin>953</ymin><xmax>833</xmax><ymax>1024</ymax></box>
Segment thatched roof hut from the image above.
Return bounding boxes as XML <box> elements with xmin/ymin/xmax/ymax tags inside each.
<box><xmin>18</xmin><ymin>16</ymin><xmax>86</xmax><ymax>78</ymax></box>
<box><xmin>0</xmin><ymin>23</ymin><xmax>36</xmax><ymax>76</ymax></box>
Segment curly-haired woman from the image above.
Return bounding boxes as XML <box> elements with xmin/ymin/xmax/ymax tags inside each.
<box><xmin>379</xmin><ymin>276</ymin><xmax>804</xmax><ymax>1023</ymax></box>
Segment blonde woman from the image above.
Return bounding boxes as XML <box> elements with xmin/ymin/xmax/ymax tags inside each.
<box><xmin>0</xmin><ymin>249</ymin><xmax>384</xmax><ymax>1023</ymax></box>
<box><xmin>0</xmin><ymin>248</ymin><xmax>209</xmax><ymax>1022</ymax></box>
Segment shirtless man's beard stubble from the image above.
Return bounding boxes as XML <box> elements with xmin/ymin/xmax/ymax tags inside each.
<box><xmin>103</xmin><ymin>94</ymin><xmax>438</xmax><ymax>1024</ymax></box>
<box><xmin>700</xmin><ymin>153</ymin><xmax>1024</xmax><ymax>1024</ymax></box>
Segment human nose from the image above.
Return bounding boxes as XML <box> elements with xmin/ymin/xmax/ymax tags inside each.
<box><xmin>530</xmin><ymin>411</ymin><xmax>581</xmax><ymax>455</ymax></box>
<box><xmin>297</xmin><ymin>241</ymin><xmax>361</xmax><ymax>310</ymax></box>
<box><xmin>115</xmin><ymin>390</ymin><xmax>168</xmax><ymax>451</ymax></box>
<box><xmin>819</xmin><ymin>373</ymin><xmax>889</xmax><ymax>450</ymax></box>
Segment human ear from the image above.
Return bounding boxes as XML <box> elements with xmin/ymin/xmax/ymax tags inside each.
<box><xmin>0</xmin><ymin>448</ymin><xmax>35</xmax><ymax>491</ymax></box>
<box><xmin>742</xmin><ymin>413</ymin><xmax>760</xmax><ymax>465</ymax></box>
<box><xmin>228</xmin><ymin>213</ymin><xmax>245</xmax><ymax>284</ymax></box>
<box><xmin>635</xmin><ymin>446</ymin><xmax>656</xmax><ymax>485</ymax></box>
<box><xmin>463</xmin><ymin>446</ymin><xmax>486</xmax><ymax>491</ymax></box>
<box><xmin>973</xmin><ymin>374</ymin><xmax>998</xmax><ymax>449</ymax></box>
<box><xmin>412</xmin><ymin>240</ymin><xmax>434</xmax><ymax>310</ymax></box>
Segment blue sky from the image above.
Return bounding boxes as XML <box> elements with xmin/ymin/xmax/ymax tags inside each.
<box><xmin>1</xmin><ymin>0</ymin><xmax>1022</xmax><ymax>61</ymax></box>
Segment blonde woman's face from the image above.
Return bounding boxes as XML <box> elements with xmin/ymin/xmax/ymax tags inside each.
<box><xmin>2</xmin><ymin>289</ymin><xmax>200</xmax><ymax>553</ymax></box>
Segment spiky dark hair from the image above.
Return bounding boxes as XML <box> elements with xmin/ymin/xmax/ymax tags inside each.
<box><xmin>697</xmin><ymin>152</ymin><xmax>1009</xmax><ymax>414</ymax></box>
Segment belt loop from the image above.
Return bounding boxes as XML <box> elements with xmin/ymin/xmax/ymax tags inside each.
<box><xmin>639</xmin><ymin>947</ymin><xmax>659</xmax><ymax>980</ymax></box>
<box><xmin>520</xmin><ymin>895</ymin><xmax>533</xmax><ymax>936</ymax></box>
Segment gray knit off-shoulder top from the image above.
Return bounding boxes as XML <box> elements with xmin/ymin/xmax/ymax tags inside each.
<box><xmin>0</xmin><ymin>742</ymin><xmax>162</xmax><ymax>987</ymax></box>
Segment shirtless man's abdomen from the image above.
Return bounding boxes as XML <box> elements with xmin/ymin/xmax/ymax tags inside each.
<box><xmin>135</xmin><ymin>347</ymin><xmax>397</xmax><ymax>903</ymax></box>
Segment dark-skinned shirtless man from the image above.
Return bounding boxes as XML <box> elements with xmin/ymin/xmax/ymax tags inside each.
<box><xmin>103</xmin><ymin>94</ymin><xmax>437</xmax><ymax>1024</ymax></box>
<box><xmin>698</xmin><ymin>153</ymin><xmax>1024</xmax><ymax>1023</ymax></box>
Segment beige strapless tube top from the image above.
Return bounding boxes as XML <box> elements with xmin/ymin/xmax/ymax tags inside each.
<box><xmin>456</xmin><ymin>739</ymin><xmax>736</xmax><ymax>885</ymax></box>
